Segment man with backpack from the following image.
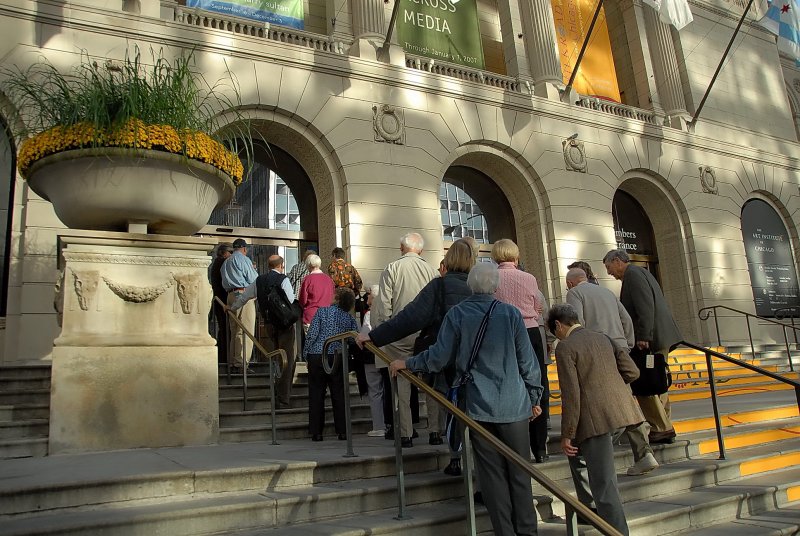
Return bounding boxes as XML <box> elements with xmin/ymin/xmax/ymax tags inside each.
<box><xmin>230</xmin><ymin>255</ymin><xmax>299</xmax><ymax>408</ymax></box>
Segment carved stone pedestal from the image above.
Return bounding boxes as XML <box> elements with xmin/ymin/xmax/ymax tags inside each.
<box><xmin>49</xmin><ymin>232</ymin><xmax>219</xmax><ymax>454</ymax></box>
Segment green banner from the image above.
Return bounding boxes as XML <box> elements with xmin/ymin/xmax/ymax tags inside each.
<box><xmin>396</xmin><ymin>0</ymin><xmax>485</xmax><ymax>70</ymax></box>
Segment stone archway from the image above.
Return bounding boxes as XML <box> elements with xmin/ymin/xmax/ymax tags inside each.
<box><xmin>441</xmin><ymin>145</ymin><xmax>550</xmax><ymax>284</ymax></box>
<box><xmin>617</xmin><ymin>173</ymin><xmax>699</xmax><ymax>340</ymax></box>
<box><xmin>220</xmin><ymin>107</ymin><xmax>346</xmax><ymax>261</ymax></box>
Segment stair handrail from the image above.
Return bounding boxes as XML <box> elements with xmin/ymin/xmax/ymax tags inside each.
<box><xmin>320</xmin><ymin>335</ymin><xmax>358</xmax><ymax>458</ymax></box>
<box><xmin>214</xmin><ymin>296</ymin><xmax>287</xmax><ymax>446</ymax></box>
<box><xmin>775</xmin><ymin>307</ymin><xmax>800</xmax><ymax>346</ymax></box>
<box><xmin>322</xmin><ymin>331</ymin><xmax>622</xmax><ymax>536</ymax></box>
<box><xmin>673</xmin><ymin>340</ymin><xmax>800</xmax><ymax>460</ymax></box>
<box><xmin>698</xmin><ymin>305</ymin><xmax>797</xmax><ymax>371</ymax></box>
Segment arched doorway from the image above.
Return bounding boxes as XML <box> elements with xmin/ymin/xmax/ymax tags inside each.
<box><xmin>612</xmin><ymin>190</ymin><xmax>660</xmax><ymax>282</ymax></box>
<box><xmin>202</xmin><ymin>142</ymin><xmax>318</xmax><ymax>272</ymax></box>
<box><xmin>741</xmin><ymin>198</ymin><xmax>800</xmax><ymax>317</ymax></box>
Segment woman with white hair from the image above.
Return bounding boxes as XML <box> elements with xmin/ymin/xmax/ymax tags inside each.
<box><xmin>299</xmin><ymin>253</ymin><xmax>335</xmax><ymax>330</ymax></box>
<box><xmin>389</xmin><ymin>262</ymin><xmax>543</xmax><ymax>536</ymax></box>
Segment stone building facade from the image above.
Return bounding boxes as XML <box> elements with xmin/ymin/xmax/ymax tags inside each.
<box><xmin>0</xmin><ymin>0</ymin><xmax>799</xmax><ymax>362</ymax></box>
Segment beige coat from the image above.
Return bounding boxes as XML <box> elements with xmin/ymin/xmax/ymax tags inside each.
<box><xmin>372</xmin><ymin>252</ymin><xmax>437</xmax><ymax>367</ymax></box>
<box><xmin>555</xmin><ymin>327</ymin><xmax>644</xmax><ymax>444</ymax></box>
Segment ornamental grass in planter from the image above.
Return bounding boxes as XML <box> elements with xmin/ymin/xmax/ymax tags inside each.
<box><xmin>2</xmin><ymin>48</ymin><xmax>253</xmax><ymax>235</ymax></box>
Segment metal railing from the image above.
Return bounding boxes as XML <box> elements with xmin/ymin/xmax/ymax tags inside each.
<box><xmin>698</xmin><ymin>305</ymin><xmax>798</xmax><ymax>371</ymax></box>
<box><xmin>674</xmin><ymin>340</ymin><xmax>800</xmax><ymax>459</ymax></box>
<box><xmin>214</xmin><ymin>296</ymin><xmax>288</xmax><ymax>445</ymax></box>
<box><xmin>775</xmin><ymin>307</ymin><xmax>800</xmax><ymax>345</ymax></box>
<box><xmin>322</xmin><ymin>331</ymin><xmax>622</xmax><ymax>536</ymax></box>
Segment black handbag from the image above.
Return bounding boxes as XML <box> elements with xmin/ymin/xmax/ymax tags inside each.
<box><xmin>629</xmin><ymin>347</ymin><xmax>672</xmax><ymax>396</ymax></box>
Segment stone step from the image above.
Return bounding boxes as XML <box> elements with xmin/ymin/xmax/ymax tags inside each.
<box><xmin>0</xmin><ymin>437</ymin><xmax>48</xmax><ymax>458</ymax></box>
<box><xmin>0</xmin><ymin>365</ymin><xmax>53</xmax><ymax>380</ymax></box>
<box><xmin>0</xmin><ymin>389</ymin><xmax>50</xmax><ymax>406</ymax></box>
<box><xmin>676</xmin><ymin>503</ymin><xmax>800</xmax><ymax>535</ymax></box>
<box><xmin>220</xmin><ymin>404</ymin><xmax>374</xmax><ymax>427</ymax></box>
<box><xmin>0</xmin><ymin>376</ymin><xmax>51</xmax><ymax>390</ymax></box>
<box><xmin>0</xmin><ymin>419</ymin><xmax>48</xmax><ymax>439</ymax></box>
<box><xmin>0</xmin><ymin>404</ymin><xmax>49</xmax><ymax>421</ymax></box>
<box><xmin>220</xmin><ymin>417</ymin><xmax>380</xmax><ymax>442</ymax></box>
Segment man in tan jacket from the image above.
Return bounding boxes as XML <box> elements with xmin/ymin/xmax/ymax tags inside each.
<box><xmin>549</xmin><ymin>303</ymin><xmax>644</xmax><ymax>536</ymax></box>
<box><xmin>372</xmin><ymin>232</ymin><xmax>438</xmax><ymax>447</ymax></box>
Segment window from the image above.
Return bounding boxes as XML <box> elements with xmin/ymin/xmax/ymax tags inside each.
<box><xmin>440</xmin><ymin>183</ymin><xmax>488</xmax><ymax>243</ymax></box>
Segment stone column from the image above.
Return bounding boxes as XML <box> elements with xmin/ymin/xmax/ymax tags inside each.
<box><xmin>49</xmin><ymin>232</ymin><xmax>219</xmax><ymax>454</ymax></box>
<box><xmin>643</xmin><ymin>7</ymin><xmax>690</xmax><ymax>129</ymax></box>
<box><xmin>519</xmin><ymin>0</ymin><xmax>563</xmax><ymax>99</ymax></box>
<box><xmin>349</xmin><ymin>0</ymin><xmax>403</xmax><ymax>64</ymax></box>
<box><xmin>497</xmin><ymin>0</ymin><xmax>533</xmax><ymax>86</ymax></box>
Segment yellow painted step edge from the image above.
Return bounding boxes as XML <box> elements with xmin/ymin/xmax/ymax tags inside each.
<box><xmin>699</xmin><ymin>426</ymin><xmax>800</xmax><ymax>454</ymax></box>
<box><xmin>740</xmin><ymin>451</ymin><xmax>800</xmax><ymax>476</ymax></box>
<box><xmin>675</xmin><ymin>405</ymin><xmax>799</xmax><ymax>434</ymax></box>
<box><xmin>788</xmin><ymin>485</ymin><xmax>800</xmax><ymax>502</ymax></box>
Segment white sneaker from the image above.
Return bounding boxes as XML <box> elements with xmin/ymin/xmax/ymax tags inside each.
<box><xmin>627</xmin><ymin>452</ymin><xmax>659</xmax><ymax>476</ymax></box>
<box><xmin>367</xmin><ymin>429</ymin><xmax>385</xmax><ymax>437</ymax></box>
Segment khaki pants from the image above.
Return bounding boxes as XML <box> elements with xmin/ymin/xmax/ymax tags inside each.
<box><xmin>383</xmin><ymin>343</ymin><xmax>415</xmax><ymax>438</ymax></box>
<box><xmin>636</xmin><ymin>393</ymin><xmax>672</xmax><ymax>432</ymax></box>
<box><xmin>227</xmin><ymin>291</ymin><xmax>256</xmax><ymax>368</ymax></box>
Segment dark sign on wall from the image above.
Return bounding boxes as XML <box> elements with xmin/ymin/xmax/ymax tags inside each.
<box><xmin>612</xmin><ymin>191</ymin><xmax>656</xmax><ymax>255</ymax></box>
<box><xmin>741</xmin><ymin>199</ymin><xmax>800</xmax><ymax>317</ymax></box>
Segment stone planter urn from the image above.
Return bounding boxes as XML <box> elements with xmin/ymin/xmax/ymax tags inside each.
<box><xmin>26</xmin><ymin>147</ymin><xmax>236</xmax><ymax>235</ymax></box>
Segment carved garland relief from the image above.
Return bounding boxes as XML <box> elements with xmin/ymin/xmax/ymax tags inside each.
<box><xmin>563</xmin><ymin>138</ymin><xmax>587</xmax><ymax>173</ymax></box>
<box><xmin>373</xmin><ymin>104</ymin><xmax>405</xmax><ymax>144</ymax></box>
<box><xmin>102</xmin><ymin>277</ymin><xmax>173</xmax><ymax>303</ymax></box>
<box><xmin>699</xmin><ymin>165</ymin><xmax>718</xmax><ymax>195</ymax></box>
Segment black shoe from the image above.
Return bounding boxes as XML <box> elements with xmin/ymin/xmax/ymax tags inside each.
<box><xmin>534</xmin><ymin>451</ymin><xmax>549</xmax><ymax>463</ymax></box>
<box><xmin>443</xmin><ymin>459</ymin><xmax>462</xmax><ymax>476</ymax></box>
<box><xmin>311</xmin><ymin>434</ymin><xmax>323</xmax><ymax>442</ymax></box>
<box><xmin>401</xmin><ymin>436</ymin><xmax>413</xmax><ymax>448</ymax></box>
<box><xmin>412</xmin><ymin>429</ymin><xmax>419</xmax><ymax>439</ymax></box>
<box><xmin>384</xmin><ymin>426</ymin><xmax>394</xmax><ymax>440</ymax></box>
<box><xmin>429</xmin><ymin>432</ymin><xmax>443</xmax><ymax>445</ymax></box>
<box><xmin>276</xmin><ymin>400</ymin><xmax>291</xmax><ymax>409</ymax></box>
<box><xmin>338</xmin><ymin>433</ymin><xmax>347</xmax><ymax>440</ymax></box>
<box><xmin>473</xmin><ymin>491</ymin><xmax>483</xmax><ymax>504</ymax></box>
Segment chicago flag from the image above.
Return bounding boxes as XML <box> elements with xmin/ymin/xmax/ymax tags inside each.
<box><xmin>642</xmin><ymin>0</ymin><xmax>694</xmax><ymax>30</ymax></box>
<box><xmin>758</xmin><ymin>0</ymin><xmax>800</xmax><ymax>62</ymax></box>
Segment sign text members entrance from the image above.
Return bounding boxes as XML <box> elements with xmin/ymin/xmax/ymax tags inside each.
<box><xmin>397</xmin><ymin>0</ymin><xmax>486</xmax><ymax>70</ymax></box>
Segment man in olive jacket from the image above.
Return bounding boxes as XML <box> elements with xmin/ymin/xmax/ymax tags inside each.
<box><xmin>604</xmin><ymin>249</ymin><xmax>682</xmax><ymax>444</ymax></box>
<box><xmin>549</xmin><ymin>303</ymin><xmax>643</xmax><ymax>536</ymax></box>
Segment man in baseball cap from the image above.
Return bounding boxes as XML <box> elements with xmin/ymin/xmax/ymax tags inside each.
<box><xmin>221</xmin><ymin>238</ymin><xmax>258</xmax><ymax>372</ymax></box>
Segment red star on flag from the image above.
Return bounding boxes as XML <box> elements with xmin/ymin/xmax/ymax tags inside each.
<box><xmin>782</xmin><ymin>3</ymin><xmax>791</xmax><ymax>12</ymax></box>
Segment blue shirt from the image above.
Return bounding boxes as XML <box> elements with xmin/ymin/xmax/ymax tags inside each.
<box><xmin>405</xmin><ymin>294</ymin><xmax>543</xmax><ymax>423</ymax></box>
<box><xmin>304</xmin><ymin>305</ymin><xmax>359</xmax><ymax>359</ymax></box>
<box><xmin>221</xmin><ymin>251</ymin><xmax>258</xmax><ymax>292</ymax></box>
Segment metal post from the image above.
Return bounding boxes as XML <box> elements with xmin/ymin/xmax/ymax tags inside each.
<box><xmin>565</xmin><ymin>0</ymin><xmax>604</xmax><ymax>92</ymax></box>
<box><xmin>462</xmin><ymin>427</ymin><xmax>477</xmax><ymax>536</ymax></box>
<box><xmin>565</xmin><ymin>505</ymin><xmax>579</xmax><ymax>536</ymax></box>
<box><xmin>269</xmin><ymin>353</ymin><xmax>278</xmax><ymax>445</ymax></box>
<box><xmin>390</xmin><ymin>375</ymin><xmax>410</xmax><ymax>519</ymax></box>
<box><xmin>242</xmin><ymin>328</ymin><xmax>248</xmax><ymax>411</ymax></box>
<box><xmin>341</xmin><ymin>343</ymin><xmax>357</xmax><ymax>458</ymax></box>
<box><xmin>784</xmin><ymin>326</ymin><xmax>793</xmax><ymax>372</ymax></box>
<box><xmin>225</xmin><ymin>313</ymin><xmax>232</xmax><ymax>385</ymax></box>
<box><xmin>747</xmin><ymin>316</ymin><xmax>756</xmax><ymax>363</ymax></box>
<box><xmin>713</xmin><ymin>309</ymin><xmax>722</xmax><ymax>348</ymax></box>
<box><xmin>793</xmin><ymin>316</ymin><xmax>798</xmax><ymax>346</ymax></box>
<box><xmin>705</xmin><ymin>351</ymin><xmax>726</xmax><ymax>460</ymax></box>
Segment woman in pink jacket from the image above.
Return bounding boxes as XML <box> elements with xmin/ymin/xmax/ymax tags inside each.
<box><xmin>491</xmin><ymin>239</ymin><xmax>548</xmax><ymax>463</ymax></box>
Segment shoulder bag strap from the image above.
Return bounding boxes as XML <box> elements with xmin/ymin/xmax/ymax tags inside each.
<box><xmin>459</xmin><ymin>299</ymin><xmax>500</xmax><ymax>386</ymax></box>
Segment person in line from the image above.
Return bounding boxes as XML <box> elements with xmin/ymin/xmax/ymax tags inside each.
<box><xmin>389</xmin><ymin>262</ymin><xmax>542</xmax><ymax>536</ymax></box>
<box><xmin>567</xmin><ymin>260</ymin><xmax>599</xmax><ymax>284</ymax></box>
<box><xmin>209</xmin><ymin>243</ymin><xmax>233</xmax><ymax>365</ymax></box>
<box><xmin>288</xmin><ymin>248</ymin><xmax>316</xmax><ymax>295</ymax></box>
<box><xmin>358</xmin><ymin>285</ymin><xmax>385</xmax><ymax>437</ymax></box>
<box><xmin>548</xmin><ymin>303</ymin><xmax>643</xmax><ymax>536</ymax></box>
<box><xmin>303</xmin><ymin>287</ymin><xmax>360</xmax><ymax>441</ymax></box>
<box><xmin>328</xmin><ymin>247</ymin><xmax>363</xmax><ymax>295</ymax></box>
<box><xmin>566</xmin><ymin>266</ymin><xmax>658</xmax><ymax>477</ymax></box>
<box><xmin>604</xmin><ymin>249</ymin><xmax>682</xmax><ymax>444</ymax></box>
<box><xmin>359</xmin><ymin>239</ymin><xmax>475</xmax><ymax>472</ymax></box>
<box><xmin>221</xmin><ymin>238</ymin><xmax>259</xmax><ymax>373</ymax></box>
<box><xmin>299</xmin><ymin>254</ymin><xmax>335</xmax><ymax>333</ymax></box>
<box><xmin>372</xmin><ymin>232</ymin><xmax>438</xmax><ymax>448</ymax></box>
<box><xmin>229</xmin><ymin>255</ymin><xmax>298</xmax><ymax>409</ymax></box>
<box><xmin>491</xmin><ymin>238</ymin><xmax>549</xmax><ymax>463</ymax></box>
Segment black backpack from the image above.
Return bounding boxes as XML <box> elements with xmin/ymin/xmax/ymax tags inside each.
<box><xmin>256</xmin><ymin>273</ymin><xmax>300</xmax><ymax>330</ymax></box>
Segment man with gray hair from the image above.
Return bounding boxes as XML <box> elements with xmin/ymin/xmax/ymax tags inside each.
<box><xmin>372</xmin><ymin>232</ymin><xmax>438</xmax><ymax>447</ymax></box>
<box><xmin>566</xmin><ymin>267</ymin><xmax>658</xmax><ymax>476</ymax></box>
<box><xmin>603</xmin><ymin>249</ymin><xmax>682</xmax><ymax>444</ymax></box>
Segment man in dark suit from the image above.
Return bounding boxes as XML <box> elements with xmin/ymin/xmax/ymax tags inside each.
<box><xmin>603</xmin><ymin>249</ymin><xmax>682</xmax><ymax>444</ymax></box>
<box><xmin>549</xmin><ymin>303</ymin><xmax>642</xmax><ymax>535</ymax></box>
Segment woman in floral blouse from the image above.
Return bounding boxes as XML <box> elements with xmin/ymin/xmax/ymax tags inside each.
<box><xmin>303</xmin><ymin>287</ymin><xmax>359</xmax><ymax>441</ymax></box>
